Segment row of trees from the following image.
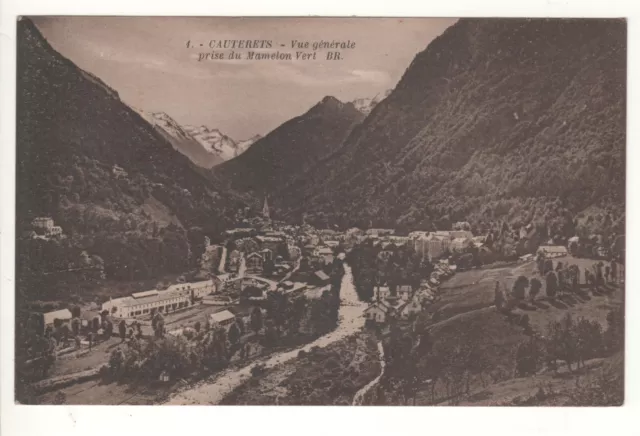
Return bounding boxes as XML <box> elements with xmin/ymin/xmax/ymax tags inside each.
<box><xmin>495</xmin><ymin>260</ymin><xmax>614</xmax><ymax>311</ymax></box>
<box><xmin>515</xmin><ymin>309</ymin><xmax>624</xmax><ymax>377</ymax></box>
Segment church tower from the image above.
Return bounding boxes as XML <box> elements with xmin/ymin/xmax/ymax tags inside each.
<box><xmin>262</xmin><ymin>196</ymin><xmax>271</xmax><ymax>221</ymax></box>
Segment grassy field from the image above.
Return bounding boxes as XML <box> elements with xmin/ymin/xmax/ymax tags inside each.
<box><xmin>434</xmin><ymin>256</ymin><xmax>617</xmax><ymax>322</ymax></box>
<box><xmin>380</xmin><ymin>255</ymin><xmax>624</xmax><ymax>406</ymax></box>
<box><xmin>432</xmin><ymin>260</ymin><xmax>537</xmax><ymax>320</ymax></box>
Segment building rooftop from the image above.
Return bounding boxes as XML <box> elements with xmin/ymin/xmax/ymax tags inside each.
<box><xmin>119</xmin><ymin>289</ymin><xmax>187</xmax><ymax>308</ymax></box>
<box><xmin>132</xmin><ymin>290</ymin><xmax>160</xmax><ymax>299</ymax></box>
<box><xmin>538</xmin><ymin>245</ymin><xmax>569</xmax><ymax>252</ymax></box>
<box><xmin>314</xmin><ymin>270</ymin><xmax>331</xmax><ymax>281</ymax></box>
<box><xmin>210</xmin><ymin>310</ymin><xmax>236</xmax><ymax>324</ymax></box>
<box><xmin>43</xmin><ymin>308</ymin><xmax>72</xmax><ymax>325</ymax></box>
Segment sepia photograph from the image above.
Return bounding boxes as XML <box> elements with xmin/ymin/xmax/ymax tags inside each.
<box><xmin>13</xmin><ymin>15</ymin><xmax>626</xmax><ymax>407</ymax></box>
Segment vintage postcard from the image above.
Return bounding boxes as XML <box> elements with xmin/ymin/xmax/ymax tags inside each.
<box><xmin>14</xmin><ymin>16</ymin><xmax>625</xmax><ymax>406</ymax></box>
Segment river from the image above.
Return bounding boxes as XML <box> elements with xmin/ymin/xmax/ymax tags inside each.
<box><xmin>352</xmin><ymin>341</ymin><xmax>385</xmax><ymax>405</ymax></box>
<box><xmin>164</xmin><ymin>261</ymin><xmax>366</xmax><ymax>405</ymax></box>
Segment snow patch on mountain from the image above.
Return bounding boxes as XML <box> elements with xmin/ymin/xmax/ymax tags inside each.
<box><xmin>350</xmin><ymin>89</ymin><xmax>392</xmax><ymax>115</ymax></box>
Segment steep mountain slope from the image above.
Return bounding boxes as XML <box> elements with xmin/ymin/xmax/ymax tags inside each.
<box><xmin>351</xmin><ymin>89</ymin><xmax>392</xmax><ymax>115</ymax></box>
<box><xmin>211</xmin><ymin>96</ymin><xmax>365</xmax><ymax>194</ymax></box>
<box><xmin>16</xmin><ymin>18</ymin><xmax>250</xmax><ymax>293</ymax></box>
<box><xmin>278</xmin><ymin>19</ymin><xmax>625</xmax><ymax>236</ymax></box>
<box><xmin>138</xmin><ymin>111</ymin><xmax>224</xmax><ymax>168</ymax></box>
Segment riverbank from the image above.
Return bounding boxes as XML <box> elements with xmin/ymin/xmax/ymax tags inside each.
<box><xmin>221</xmin><ymin>331</ymin><xmax>379</xmax><ymax>405</ymax></box>
<box><xmin>164</xmin><ymin>262</ymin><xmax>367</xmax><ymax>405</ymax></box>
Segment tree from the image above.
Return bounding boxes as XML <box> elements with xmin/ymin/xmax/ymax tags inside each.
<box><xmin>494</xmin><ymin>281</ymin><xmax>505</xmax><ymax>312</ymax></box>
<box><xmin>569</xmin><ymin>240</ymin><xmax>579</xmax><ymax>255</ymax></box>
<box><xmin>544</xmin><ymin>259</ymin><xmax>553</xmax><ymax>275</ymax></box>
<box><xmin>71</xmin><ymin>318</ymin><xmax>80</xmax><ymax>336</ymax></box>
<box><xmin>265</xmin><ymin>290</ymin><xmax>288</xmax><ymax>335</ymax></box>
<box><xmin>71</xmin><ymin>306</ymin><xmax>81</xmax><ymax>318</ymax></box>
<box><xmin>545</xmin><ymin>271</ymin><xmax>558</xmax><ymax>298</ymax></box>
<box><xmin>194</xmin><ymin>321</ymin><xmax>201</xmax><ymax>333</ymax></box>
<box><xmin>250</xmin><ymin>306</ymin><xmax>263</xmax><ymax>335</ymax></box>
<box><xmin>529</xmin><ymin>278</ymin><xmax>542</xmax><ymax>302</ymax></box>
<box><xmin>91</xmin><ymin>317</ymin><xmax>100</xmax><ymax>333</ymax></box>
<box><xmin>228</xmin><ymin>322</ymin><xmax>241</xmax><ymax>348</ymax></box>
<box><xmin>235</xmin><ymin>317</ymin><xmax>245</xmax><ymax>335</ymax></box>
<box><xmin>263</xmin><ymin>258</ymin><xmax>275</xmax><ymax>276</ymax></box>
<box><xmin>152</xmin><ymin>312</ymin><xmax>165</xmax><ymax>339</ymax></box>
<box><xmin>575</xmin><ymin>317</ymin><xmax>603</xmax><ymax>368</ymax></box>
<box><xmin>104</xmin><ymin>320</ymin><xmax>113</xmax><ymax>338</ymax></box>
<box><xmin>512</xmin><ymin>275</ymin><xmax>529</xmax><ymax>300</ymax></box>
<box><xmin>100</xmin><ymin>310</ymin><xmax>109</xmax><ymax>324</ymax></box>
<box><xmin>515</xmin><ymin>337</ymin><xmax>543</xmax><ymax>377</ymax></box>
<box><xmin>546</xmin><ymin>314</ymin><xmax>578</xmax><ymax>372</ymax></box>
<box><xmin>536</xmin><ymin>253</ymin><xmax>545</xmax><ymax>275</ymax></box>
<box><xmin>118</xmin><ymin>320</ymin><xmax>127</xmax><ymax>342</ymax></box>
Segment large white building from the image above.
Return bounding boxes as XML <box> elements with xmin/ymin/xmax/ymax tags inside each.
<box><xmin>412</xmin><ymin>233</ymin><xmax>450</xmax><ymax>260</ymax></box>
<box><xmin>102</xmin><ymin>279</ymin><xmax>217</xmax><ymax>318</ymax></box>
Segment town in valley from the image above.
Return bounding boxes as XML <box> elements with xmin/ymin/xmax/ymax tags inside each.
<box><xmin>15</xmin><ymin>17</ymin><xmax>626</xmax><ymax>406</ymax></box>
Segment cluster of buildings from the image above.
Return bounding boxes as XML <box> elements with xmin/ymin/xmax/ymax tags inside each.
<box><xmin>23</xmin><ymin>217</ymin><xmax>64</xmax><ymax>239</ymax></box>
<box><xmin>409</xmin><ymin>230</ymin><xmax>478</xmax><ymax>261</ymax></box>
<box><xmin>364</xmin><ymin>261</ymin><xmax>456</xmax><ymax>325</ymax></box>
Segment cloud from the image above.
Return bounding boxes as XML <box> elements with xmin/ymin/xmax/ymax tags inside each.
<box><xmin>349</xmin><ymin>69</ymin><xmax>390</xmax><ymax>84</ymax></box>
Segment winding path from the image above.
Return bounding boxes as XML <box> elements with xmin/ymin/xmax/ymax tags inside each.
<box><xmin>164</xmin><ymin>262</ymin><xmax>366</xmax><ymax>405</ymax></box>
<box><xmin>352</xmin><ymin>341</ymin><xmax>385</xmax><ymax>405</ymax></box>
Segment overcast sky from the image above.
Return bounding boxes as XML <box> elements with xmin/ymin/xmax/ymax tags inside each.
<box><xmin>32</xmin><ymin>17</ymin><xmax>456</xmax><ymax>139</ymax></box>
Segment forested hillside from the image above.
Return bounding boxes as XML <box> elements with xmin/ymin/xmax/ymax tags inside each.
<box><xmin>276</xmin><ymin>19</ymin><xmax>625</xmax><ymax>238</ymax></box>
<box><xmin>16</xmin><ymin>18</ymin><xmax>250</xmax><ymax>302</ymax></box>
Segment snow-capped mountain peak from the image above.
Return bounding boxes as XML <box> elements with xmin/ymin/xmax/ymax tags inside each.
<box><xmin>137</xmin><ymin>109</ymin><xmax>257</xmax><ymax>167</ymax></box>
<box><xmin>351</xmin><ymin>89</ymin><xmax>392</xmax><ymax>115</ymax></box>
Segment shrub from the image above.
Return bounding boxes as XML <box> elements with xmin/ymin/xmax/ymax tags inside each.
<box><xmin>545</xmin><ymin>271</ymin><xmax>558</xmax><ymax>298</ymax></box>
<box><xmin>512</xmin><ymin>276</ymin><xmax>529</xmax><ymax>300</ymax></box>
<box><xmin>529</xmin><ymin>278</ymin><xmax>542</xmax><ymax>301</ymax></box>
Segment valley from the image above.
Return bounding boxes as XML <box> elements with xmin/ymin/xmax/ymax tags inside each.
<box><xmin>14</xmin><ymin>16</ymin><xmax>626</xmax><ymax>407</ymax></box>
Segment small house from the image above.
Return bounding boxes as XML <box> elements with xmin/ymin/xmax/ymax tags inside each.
<box><xmin>537</xmin><ymin>245</ymin><xmax>569</xmax><ymax>258</ymax></box>
<box><xmin>245</xmin><ymin>252</ymin><xmax>265</xmax><ymax>275</ymax></box>
<box><xmin>209</xmin><ymin>310</ymin><xmax>236</xmax><ymax>327</ymax></box>
<box><xmin>364</xmin><ymin>301</ymin><xmax>393</xmax><ymax>324</ymax></box>
<box><xmin>374</xmin><ymin>285</ymin><xmax>391</xmax><ymax>301</ymax></box>
<box><xmin>43</xmin><ymin>308</ymin><xmax>73</xmax><ymax>329</ymax></box>
<box><xmin>398</xmin><ymin>285</ymin><xmax>412</xmax><ymax>301</ymax></box>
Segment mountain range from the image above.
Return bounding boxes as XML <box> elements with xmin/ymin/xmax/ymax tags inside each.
<box><xmin>139</xmin><ymin>110</ymin><xmax>260</xmax><ymax>168</ymax></box>
<box><xmin>266</xmin><ymin>18</ymin><xmax>626</xmax><ymax>237</ymax></box>
<box><xmin>16</xmin><ymin>17</ymin><xmax>626</xmax><ymax>291</ymax></box>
